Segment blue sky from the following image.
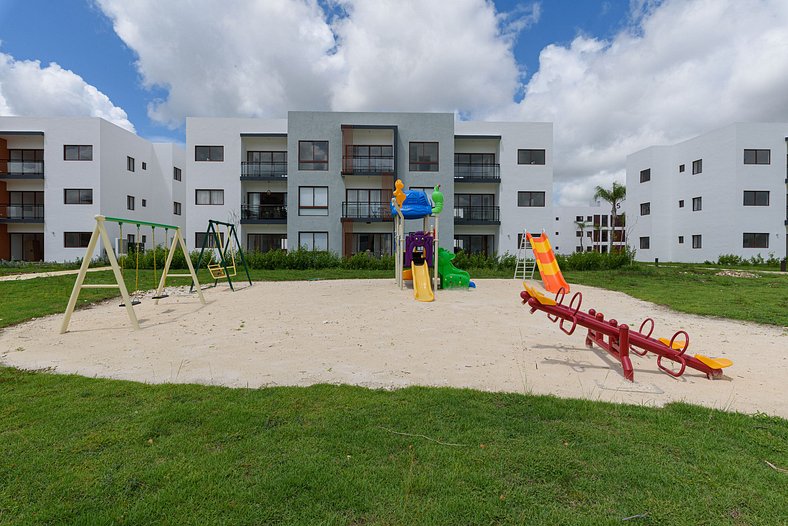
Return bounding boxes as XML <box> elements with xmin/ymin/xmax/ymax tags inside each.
<box><xmin>1</xmin><ymin>0</ymin><xmax>787</xmax><ymax>204</ymax></box>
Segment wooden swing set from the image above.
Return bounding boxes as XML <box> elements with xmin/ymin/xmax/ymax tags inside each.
<box><xmin>60</xmin><ymin>215</ymin><xmax>205</xmax><ymax>333</ymax></box>
<box><xmin>191</xmin><ymin>219</ymin><xmax>252</xmax><ymax>292</ymax></box>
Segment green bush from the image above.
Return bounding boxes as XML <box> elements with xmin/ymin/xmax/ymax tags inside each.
<box><xmin>118</xmin><ymin>248</ymin><xmax>211</xmax><ymax>270</ymax></box>
<box><xmin>555</xmin><ymin>248</ymin><xmax>636</xmax><ymax>271</ymax></box>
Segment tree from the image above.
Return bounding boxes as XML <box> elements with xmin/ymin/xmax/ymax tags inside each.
<box><xmin>593</xmin><ymin>182</ymin><xmax>626</xmax><ymax>253</ymax></box>
<box><xmin>575</xmin><ymin>220</ymin><xmax>588</xmax><ymax>251</ymax></box>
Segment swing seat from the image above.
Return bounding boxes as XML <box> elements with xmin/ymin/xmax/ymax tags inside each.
<box><xmin>152</xmin><ymin>294</ymin><xmax>169</xmax><ymax>300</ymax></box>
<box><xmin>119</xmin><ymin>299</ymin><xmax>141</xmax><ymax>307</ymax></box>
<box><xmin>208</xmin><ymin>263</ymin><xmax>226</xmax><ymax>279</ymax></box>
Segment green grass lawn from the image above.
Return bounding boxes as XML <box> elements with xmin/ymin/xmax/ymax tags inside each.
<box><xmin>563</xmin><ymin>266</ymin><xmax>788</xmax><ymax>326</ymax></box>
<box><xmin>1</xmin><ymin>367</ymin><xmax>785</xmax><ymax>525</ymax></box>
<box><xmin>0</xmin><ymin>262</ymin><xmax>81</xmax><ymax>277</ymax></box>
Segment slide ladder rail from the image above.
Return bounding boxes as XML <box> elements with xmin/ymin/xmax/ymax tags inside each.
<box><xmin>520</xmin><ymin>288</ymin><xmax>729</xmax><ymax>382</ymax></box>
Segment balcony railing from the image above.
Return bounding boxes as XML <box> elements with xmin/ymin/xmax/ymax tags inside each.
<box><xmin>0</xmin><ymin>204</ymin><xmax>45</xmax><ymax>222</ymax></box>
<box><xmin>342</xmin><ymin>201</ymin><xmax>393</xmax><ymax>221</ymax></box>
<box><xmin>0</xmin><ymin>160</ymin><xmax>45</xmax><ymax>178</ymax></box>
<box><xmin>342</xmin><ymin>149</ymin><xmax>395</xmax><ymax>175</ymax></box>
<box><xmin>240</xmin><ymin>204</ymin><xmax>287</xmax><ymax>222</ymax></box>
<box><xmin>453</xmin><ymin>205</ymin><xmax>500</xmax><ymax>224</ymax></box>
<box><xmin>240</xmin><ymin>162</ymin><xmax>287</xmax><ymax>180</ymax></box>
<box><xmin>454</xmin><ymin>163</ymin><xmax>500</xmax><ymax>182</ymax></box>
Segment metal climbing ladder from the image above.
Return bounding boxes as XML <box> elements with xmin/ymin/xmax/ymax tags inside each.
<box><xmin>514</xmin><ymin>229</ymin><xmax>537</xmax><ymax>281</ymax></box>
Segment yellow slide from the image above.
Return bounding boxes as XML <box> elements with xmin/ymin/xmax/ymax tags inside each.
<box><xmin>527</xmin><ymin>232</ymin><xmax>570</xmax><ymax>294</ymax></box>
<box><xmin>411</xmin><ymin>261</ymin><xmax>435</xmax><ymax>302</ymax></box>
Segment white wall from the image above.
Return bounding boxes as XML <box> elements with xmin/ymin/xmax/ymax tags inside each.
<box><xmin>626</xmin><ymin>123</ymin><xmax>787</xmax><ymax>263</ymax></box>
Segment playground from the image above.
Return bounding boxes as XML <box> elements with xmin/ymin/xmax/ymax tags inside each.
<box><xmin>1</xmin><ymin>277</ymin><xmax>785</xmax><ymax>418</ymax></box>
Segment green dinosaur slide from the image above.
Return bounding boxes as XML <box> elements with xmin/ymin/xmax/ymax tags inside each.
<box><xmin>437</xmin><ymin>248</ymin><xmax>476</xmax><ymax>289</ymax></box>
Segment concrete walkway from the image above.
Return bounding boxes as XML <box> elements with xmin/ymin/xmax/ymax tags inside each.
<box><xmin>0</xmin><ymin>266</ymin><xmax>112</xmax><ymax>282</ymax></box>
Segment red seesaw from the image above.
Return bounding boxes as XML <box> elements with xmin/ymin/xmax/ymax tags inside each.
<box><xmin>520</xmin><ymin>284</ymin><xmax>733</xmax><ymax>382</ymax></box>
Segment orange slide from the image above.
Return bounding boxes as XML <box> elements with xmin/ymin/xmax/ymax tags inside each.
<box><xmin>526</xmin><ymin>232</ymin><xmax>570</xmax><ymax>294</ymax></box>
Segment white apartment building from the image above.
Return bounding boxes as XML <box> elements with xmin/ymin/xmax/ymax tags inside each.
<box><xmin>0</xmin><ymin>117</ymin><xmax>183</xmax><ymax>262</ymax></box>
<box><xmin>185</xmin><ymin>112</ymin><xmax>554</xmax><ymax>259</ymax></box>
<box><xmin>553</xmin><ymin>201</ymin><xmax>627</xmax><ymax>255</ymax></box>
<box><xmin>626</xmin><ymin>123</ymin><xmax>788</xmax><ymax>263</ymax></box>
<box><xmin>1</xmin><ymin>113</ymin><xmax>554</xmax><ymax>262</ymax></box>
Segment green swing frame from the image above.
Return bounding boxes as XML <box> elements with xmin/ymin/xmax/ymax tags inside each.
<box><xmin>192</xmin><ymin>220</ymin><xmax>252</xmax><ymax>292</ymax></box>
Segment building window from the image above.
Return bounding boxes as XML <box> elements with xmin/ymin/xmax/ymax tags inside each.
<box><xmin>679</xmin><ymin>200</ymin><xmax>684</xmax><ymax>208</ymax></box>
<box><xmin>692</xmin><ymin>159</ymin><xmax>702</xmax><ymax>174</ymax></box>
<box><xmin>517</xmin><ymin>191</ymin><xmax>546</xmax><ymax>207</ymax></box>
<box><xmin>248</xmin><ymin>234</ymin><xmax>287</xmax><ymax>253</ymax></box>
<box><xmin>298</xmin><ymin>141</ymin><xmax>328</xmax><ymax>170</ymax></box>
<box><xmin>64</xmin><ymin>189</ymin><xmax>93</xmax><ymax>204</ymax></box>
<box><xmin>576</xmin><ymin>231</ymin><xmax>582</xmax><ymax>238</ymax></box>
<box><xmin>586</xmin><ymin>215</ymin><xmax>592</xmax><ymax>222</ymax></box>
<box><xmin>743</xmin><ymin>233</ymin><xmax>769</xmax><ymax>248</ymax></box>
<box><xmin>517</xmin><ymin>149</ymin><xmax>546</xmax><ymax>165</ymax></box>
<box><xmin>63</xmin><ymin>145</ymin><xmax>93</xmax><ymax>161</ymax></box>
<box><xmin>196</xmin><ymin>232</ymin><xmax>225</xmax><ymax>249</ymax></box>
<box><xmin>142</xmin><ymin>162</ymin><xmax>147</xmax><ymax>170</ymax></box>
<box><xmin>173</xmin><ymin>202</ymin><xmax>182</xmax><ymax>215</ymax></box>
<box><xmin>692</xmin><ymin>235</ymin><xmax>702</xmax><ymax>249</ymax></box>
<box><xmin>299</xmin><ymin>186</ymin><xmax>329</xmax><ymax>216</ymax></box>
<box><xmin>679</xmin><ymin>164</ymin><xmax>685</xmax><ymax>173</ymax></box>
<box><xmin>141</xmin><ymin>199</ymin><xmax>147</xmax><ymax>207</ymax></box>
<box><xmin>195</xmin><ymin>189</ymin><xmax>224</xmax><ymax>205</ymax></box>
<box><xmin>692</xmin><ymin>197</ymin><xmax>702</xmax><ymax>211</ymax></box>
<box><xmin>678</xmin><ymin>236</ymin><xmax>684</xmax><ymax>244</ymax></box>
<box><xmin>195</xmin><ymin>145</ymin><xmax>224</xmax><ymax>162</ymax></box>
<box><xmin>601</xmin><ymin>216</ymin><xmax>608</xmax><ymax>227</ymax></box>
<box><xmin>743</xmin><ymin>149</ymin><xmax>770</xmax><ymax>165</ymax></box>
<box><xmin>127</xmin><ymin>156</ymin><xmax>135</xmax><ymax>172</ymax></box>
<box><xmin>64</xmin><ymin>232</ymin><xmax>92</xmax><ymax>248</ymax></box>
<box><xmin>743</xmin><ymin>191</ymin><xmax>769</xmax><ymax>206</ymax></box>
<box><xmin>351</xmin><ymin>233</ymin><xmax>392</xmax><ymax>256</ymax></box>
<box><xmin>298</xmin><ymin>232</ymin><xmax>328</xmax><ymax>251</ymax></box>
<box><xmin>575</xmin><ymin>246</ymin><xmax>582</xmax><ymax>253</ymax></box>
<box><xmin>409</xmin><ymin>142</ymin><xmax>439</xmax><ymax>171</ymax></box>
<box><xmin>127</xmin><ymin>195</ymin><xmax>135</xmax><ymax>210</ymax></box>
<box><xmin>454</xmin><ymin>235</ymin><xmax>494</xmax><ymax>256</ymax></box>
<box><xmin>173</xmin><ymin>167</ymin><xmax>182</xmax><ymax>181</ymax></box>
<box><xmin>639</xmin><ymin>237</ymin><xmax>650</xmax><ymax>250</ymax></box>
<box><xmin>639</xmin><ymin>169</ymin><xmax>651</xmax><ymax>183</ymax></box>
<box><xmin>575</xmin><ymin>215</ymin><xmax>583</xmax><ymax>222</ymax></box>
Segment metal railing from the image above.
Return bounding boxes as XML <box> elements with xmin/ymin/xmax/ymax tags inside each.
<box><xmin>0</xmin><ymin>204</ymin><xmax>45</xmax><ymax>221</ymax></box>
<box><xmin>240</xmin><ymin>162</ymin><xmax>287</xmax><ymax>179</ymax></box>
<box><xmin>0</xmin><ymin>160</ymin><xmax>45</xmax><ymax>176</ymax></box>
<box><xmin>453</xmin><ymin>205</ymin><xmax>500</xmax><ymax>223</ymax></box>
<box><xmin>241</xmin><ymin>204</ymin><xmax>287</xmax><ymax>221</ymax></box>
<box><xmin>454</xmin><ymin>163</ymin><xmax>500</xmax><ymax>182</ymax></box>
<box><xmin>342</xmin><ymin>150</ymin><xmax>394</xmax><ymax>174</ymax></box>
<box><xmin>341</xmin><ymin>201</ymin><xmax>393</xmax><ymax>220</ymax></box>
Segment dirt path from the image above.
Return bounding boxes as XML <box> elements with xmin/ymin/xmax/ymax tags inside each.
<box><xmin>0</xmin><ymin>266</ymin><xmax>112</xmax><ymax>282</ymax></box>
<box><xmin>1</xmin><ymin>279</ymin><xmax>785</xmax><ymax>417</ymax></box>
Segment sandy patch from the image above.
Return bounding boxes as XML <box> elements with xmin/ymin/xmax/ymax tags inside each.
<box><xmin>1</xmin><ymin>279</ymin><xmax>786</xmax><ymax>418</ymax></box>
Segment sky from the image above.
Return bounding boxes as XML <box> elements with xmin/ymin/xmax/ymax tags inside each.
<box><xmin>1</xmin><ymin>0</ymin><xmax>787</xmax><ymax>205</ymax></box>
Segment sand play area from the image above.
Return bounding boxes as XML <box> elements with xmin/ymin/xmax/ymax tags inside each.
<box><xmin>1</xmin><ymin>278</ymin><xmax>786</xmax><ymax>417</ymax></box>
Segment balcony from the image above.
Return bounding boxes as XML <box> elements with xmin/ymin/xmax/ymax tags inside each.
<box><xmin>240</xmin><ymin>162</ymin><xmax>287</xmax><ymax>180</ymax></box>
<box><xmin>342</xmin><ymin>201</ymin><xmax>393</xmax><ymax>221</ymax></box>
<box><xmin>240</xmin><ymin>204</ymin><xmax>287</xmax><ymax>224</ymax></box>
<box><xmin>341</xmin><ymin>145</ymin><xmax>394</xmax><ymax>175</ymax></box>
<box><xmin>454</xmin><ymin>163</ymin><xmax>500</xmax><ymax>183</ymax></box>
<box><xmin>0</xmin><ymin>204</ymin><xmax>45</xmax><ymax>223</ymax></box>
<box><xmin>453</xmin><ymin>206</ymin><xmax>500</xmax><ymax>225</ymax></box>
<box><xmin>0</xmin><ymin>160</ymin><xmax>45</xmax><ymax>179</ymax></box>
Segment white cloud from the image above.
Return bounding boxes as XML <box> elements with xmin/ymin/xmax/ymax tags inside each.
<box><xmin>95</xmin><ymin>0</ymin><xmax>339</xmax><ymax>128</ymax></box>
<box><xmin>504</xmin><ymin>0</ymin><xmax>788</xmax><ymax>205</ymax></box>
<box><xmin>95</xmin><ymin>0</ymin><xmax>523</xmax><ymax>124</ymax></box>
<box><xmin>0</xmin><ymin>51</ymin><xmax>134</xmax><ymax>132</ymax></box>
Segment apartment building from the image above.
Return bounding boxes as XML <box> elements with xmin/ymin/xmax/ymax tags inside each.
<box><xmin>553</xmin><ymin>202</ymin><xmax>626</xmax><ymax>255</ymax></box>
<box><xmin>185</xmin><ymin>112</ymin><xmax>554</xmax><ymax>258</ymax></box>
<box><xmin>626</xmin><ymin>123</ymin><xmax>788</xmax><ymax>263</ymax></box>
<box><xmin>0</xmin><ymin>117</ymin><xmax>183</xmax><ymax>262</ymax></box>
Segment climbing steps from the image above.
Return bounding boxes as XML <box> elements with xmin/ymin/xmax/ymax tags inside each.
<box><xmin>514</xmin><ymin>230</ymin><xmax>537</xmax><ymax>281</ymax></box>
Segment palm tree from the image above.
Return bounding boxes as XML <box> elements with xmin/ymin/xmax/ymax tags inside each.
<box><xmin>575</xmin><ymin>220</ymin><xmax>587</xmax><ymax>251</ymax></box>
<box><xmin>593</xmin><ymin>182</ymin><xmax>626</xmax><ymax>253</ymax></box>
